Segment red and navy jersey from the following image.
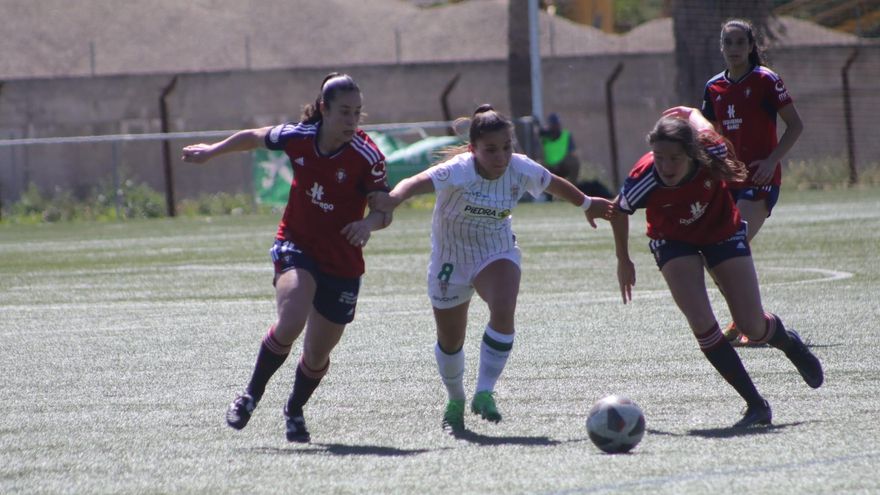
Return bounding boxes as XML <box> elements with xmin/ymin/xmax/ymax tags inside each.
<box><xmin>701</xmin><ymin>65</ymin><xmax>793</xmax><ymax>189</ymax></box>
<box><xmin>265</xmin><ymin>122</ymin><xmax>388</xmax><ymax>278</ymax></box>
<box><xmin>617</xmin><ymin>153</ymin><xmax>741</xmax><ymax>245</ymax></box>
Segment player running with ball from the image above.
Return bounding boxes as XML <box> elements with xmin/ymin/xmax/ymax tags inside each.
<box><xmin>609</xmin><ymin>107</ymin><xmax>822</xmax><ymax>427</ymax></box>
<box><xmin>371</xmin><ymin>104</ymin><xmax>614</xmax><ymax>434</ymax></box>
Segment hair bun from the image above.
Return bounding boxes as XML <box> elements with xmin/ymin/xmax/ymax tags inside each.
<box><xmin>473</xmin><ymin>104</ymin><xmax>495</xmax><ymax>116</ymax></box>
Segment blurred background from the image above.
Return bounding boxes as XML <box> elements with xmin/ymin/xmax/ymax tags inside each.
<box><xmin>0</xmin><ymin>0</ymin><xmax>877</xmax><ymax>221</ymax></box>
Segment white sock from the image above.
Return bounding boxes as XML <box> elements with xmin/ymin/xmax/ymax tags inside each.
<box><xmin>476</xmin><ymin>325</ymin><xmax>514</xmax><ymax>393</ymax></box>
<box><xmin>434</xmin><ymin>342</ymin><xmax>466</xmax><ymax>401</ymax></box>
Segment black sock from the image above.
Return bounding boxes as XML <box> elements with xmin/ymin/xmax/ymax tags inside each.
<box><xmin>698</xmin><ymin>323</ymin><xmax>764</xmax><ymax>406</ymax></box>
<box><xmin>245</xmin><ymin>329</ymin><xmax>290</xmax><ymax>402</ymax></box>
<box><xmin>286</xmin><ymin>360</ymin><xmax>328</xmax><ymax>416</ymax></box>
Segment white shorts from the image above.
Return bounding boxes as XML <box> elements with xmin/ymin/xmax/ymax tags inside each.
<box><xmin>427</xmin><ymin>247</ymin><xmax>522</xmax><ymax>309</ymax></box>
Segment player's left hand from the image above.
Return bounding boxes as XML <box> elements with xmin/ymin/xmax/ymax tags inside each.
<box><xmin>749</xmin><ymin>159</ymin><xmax>776</xmax><ymax>185</ymax></box>
<box><xmin>341</xmin><ymin>220</ymin><xmax>372</xmax><ymax>248</ymax></box>
<box><xmin>584</xmin><ymin>197</ymin><xmax>615</xmax><ymax>228</ymax></box>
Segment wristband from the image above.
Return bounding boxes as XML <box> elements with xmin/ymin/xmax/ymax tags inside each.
<box><xmin>580</xmin><ymin>196</ymin><xmax>592</xmax><ymax>210</ymax></box>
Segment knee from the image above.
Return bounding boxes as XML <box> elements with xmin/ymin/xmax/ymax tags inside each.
<box><xmin>733</xmin><ymin>316</ymin><xmax>767</xmax><ymax>339</ymax></box>
<box><xmin>486</xmin><ymin>300</ymin><xmax>516</xmax><ymax>330</ymax></box>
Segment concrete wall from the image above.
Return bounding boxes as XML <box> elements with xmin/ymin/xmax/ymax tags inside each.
<box><xmin>1</xmin><ymin>43</ymin><xmax>877</xmax><ymax>203</ymax></box>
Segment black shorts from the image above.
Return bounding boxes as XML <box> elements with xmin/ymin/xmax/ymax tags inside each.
<box><xmin>270</xmin><ymin>240</ymin><xmax>361</xmax><ymax>325</ymax></box>
<box><xmin>649</xmin><ymin>222</ymin><xmax>751</xmax><ymax>270</ymax></box>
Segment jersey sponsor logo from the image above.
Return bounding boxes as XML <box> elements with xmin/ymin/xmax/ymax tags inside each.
<box><xmin>371</xmin><ymin>161</ymin><xmax>387</xmax><ymax>183</ymax></box>
<box><xmin>307</xmin><ymin>182</ymin><xmax>334</xmax><ymax>212</ymax></box>
<box><xmin>722</xmin><ymin>104</ymin><xmax>742</xmax><ymax>131</ymax></box>
<box><xmin>774</xmin><ymin>80</ymin><xmax>790</xmax><ymax>101</ymax></box>
<box><xmin>462</xmin><ymin>204</ymin><xmax>511</xmax><ymax>219</ymax></box>
<box><xmin>679</xmin><ymin>201</ymin><xmax>707</xmax><ymax>225</ymax></box>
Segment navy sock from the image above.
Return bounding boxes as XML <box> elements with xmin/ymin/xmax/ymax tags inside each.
<box><xmin>763</xmin><ymin>312</ymin><xmax>793</xmax><ymax>351</ymax></box>
<box><xmin>286</xmin><ymin>359</ymin><xmax>329</xmax><ymax>416</ymax></box>
<box><xmin>245</xmin><ymin>327</ymin><xmax>290</xmax><ymax>402</ymax></box>
<box><xmin>697</xmin><ymin>323</ymin><xmax>764</xmax><ymax>406</ymax></box>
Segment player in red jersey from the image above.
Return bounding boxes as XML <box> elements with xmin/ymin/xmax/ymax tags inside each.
<box><xmin>610</xmin><ymin>107</ymin><xmax>822</xmax><ymax>428</ymax></box>
<box><xmin>701</xmin><ymin>19</ymin><xmax>804</xmax><ymax>345</ymax></box>
<box><xmin>182</xmin><ymin>73</ymin><xmax>390</xmax><ymax>443</ymax></box>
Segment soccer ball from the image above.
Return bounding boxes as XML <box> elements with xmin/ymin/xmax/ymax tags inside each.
<box><xmin>586</xmin><ymin>395</ymin><xmax>645</xmax><ymax>454</ymax></box>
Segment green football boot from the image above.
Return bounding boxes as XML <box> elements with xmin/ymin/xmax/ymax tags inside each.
<box><xmin>442</xmin><ymin>399</ymin><xmax>466</xmax><ymax>434</ymax></box>
<box><xmin>470</xmin><ymin>391</ymin><xmax>502</xmax><ymax>423</ymax></box>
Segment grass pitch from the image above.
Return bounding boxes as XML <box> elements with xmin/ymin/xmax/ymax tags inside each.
<box><xmin>1</xmin><ymin>188</ymin><xmax>879</xmax><ymax>494</ymax></box>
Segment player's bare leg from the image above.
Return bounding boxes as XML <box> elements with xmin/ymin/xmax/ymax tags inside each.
<box><xmin>661</xmin><ymin>255</ymin><xmax>770</xmax><ymax>427</ymax></box>
<box><xmin>470</xmin><ymin>260</ymin><xmax>521</xmax><ymax>422</ymax></box>
<box><xmin>712</xmin><ymin>256</ymin><xmax>823</xmax><ymax>388</ymax></box>
<box><xmin>723</xmin><ymin>198</ymin><xmax>770</xmax><ymax>346</ymax></box>
<box><xmin>225</xmin><ymin>269</ymin><xmax>314</xmax><ymax>430</ymax></box>
<box><xmin>434</xmin><ymin>302</ymin><xmax>470</xmax><ymax>433</ymax></box>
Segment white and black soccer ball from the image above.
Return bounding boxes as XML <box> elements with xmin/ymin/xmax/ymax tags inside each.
<box><xmin>586</xmin><ymin>395</ymin><xmax>645</xmax><ymax>454</ymax></box>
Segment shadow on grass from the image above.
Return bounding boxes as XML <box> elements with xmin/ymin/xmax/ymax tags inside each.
<box><xmin>448</xmin><ymin>429</ymin><xmax>561</xmax><ymax>446</ymax></box>
<box><xmin>247</xmin><ymin>444</ymin><xmax>435</xmax><ymax>457</ymax></box>
<box><xmin>645</xmin><ymin>422</ymin><xmax>803</xmax><ymax>439</ymax></box>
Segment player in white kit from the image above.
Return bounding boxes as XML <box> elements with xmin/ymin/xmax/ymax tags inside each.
<box><xmin>371</xmin><ymin>104</ymin><xmax>614</xmax><ymax>434</ymax></box>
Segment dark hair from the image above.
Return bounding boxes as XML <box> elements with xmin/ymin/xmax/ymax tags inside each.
<box><xmin>648</xmin><ymin>116</ymin><xmax>747</xmax><ymax>182</ymax></box>
<box><xmin>443</xmin><ymin>104</ymin><xmax>515</xmax><ymax>160</ymax></box>
<box><xmin>301</xmin><ymin>72</ymin><xmax>360</xmax><ymax>124</ymax></box>
<box><xmin>468</xmin><ymin>104</ymin><xmax>513</xmax><ymax>143</ymax></box>
<box><xmin>721</xmin><ymin>19</ymin><xmax>765</xmax><ymax>67</ymax></box>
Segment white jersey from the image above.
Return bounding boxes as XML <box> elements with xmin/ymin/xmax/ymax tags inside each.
<box><xmin>426</xmin><ymin>152</ymin><xmax>551</xmax><ymax>265</ymax></box>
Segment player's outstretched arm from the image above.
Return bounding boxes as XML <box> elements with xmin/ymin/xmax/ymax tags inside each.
<box><xmin>544</xmin><ymin>175</ymin><xmax>614</xmax><ymax>228</ymax></box>
<box><xmin>371</xmin><ymin>172</ymin><xmax>435</xmax><ymax>213</ymax></box>
<box><xmin>610</xmin><ymin>204</ymin><xmax>635</xmax><ymax>304</ymax></box>
<box><xmin>662</xmin><ymin>106</ymin><xmax>714</xmax><ymax>133</ymax></box>
<box><xmin>181</xmin><ymin>126</ymin><xmax>272</xmax><ymax>164</ymax></box>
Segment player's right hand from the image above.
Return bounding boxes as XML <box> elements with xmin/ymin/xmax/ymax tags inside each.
<box><xmin>617</xmin><ymin>258</ymin><xmax>635</xmax><ymax>304</ymax></box>
<box><xmin>181</xmin><ymin>144</ymin><xmax>214</xmax><ymax>163</ymax></box>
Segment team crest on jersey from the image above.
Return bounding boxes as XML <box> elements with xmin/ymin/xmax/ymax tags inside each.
<box><xmin>744</xmin><ymin>87</ymin><xmax>752</xmax><ymax>98</ymax></box>
<box><xmin>704</xmin><ymin>180</ymin><xmax>712</xmax><ymax>189</ymax></box>
<box><xmin>434</xmin><ymin>168</ymin><xmax>450</xmax><ymax>181</ymax></box>
<box><xmin>335</xmin><ymin>168</ymin><xmax>347</xmax><ymax>183</ymax></box>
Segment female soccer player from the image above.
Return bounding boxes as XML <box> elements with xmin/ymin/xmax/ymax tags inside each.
<box><xmin>370</xmin><ymin>104</ymin><xmax>614</xmax><ymax>433</ymax></box>
<box><xmin>182</xmin><ymin>73</ymin><xmax>390</xmax><ymax>443</ymax></box>
<box><xmin>701</xmin><ymin>19</ymin><xmax>804</xmax><ymax>346</ymax></box>
<box><xmin>610</xmin><ymin>107</ymin><xmax>822</xmax><ymax>428</ymax></box>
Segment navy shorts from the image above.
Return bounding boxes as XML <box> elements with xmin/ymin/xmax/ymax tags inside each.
<box><xmin>270</xmin><ymin>240</ymin><xmax>361</xmax><ymax>325</ymax></box>
<box><xmin>730</xmin><ymin>185</ymin><xmax>780</xmax><ymax>216</ymax></box>
<box><xmin>649</xmin><ymin>222</ymin><xmax>751</xmax><ymax>270</ymax></box>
